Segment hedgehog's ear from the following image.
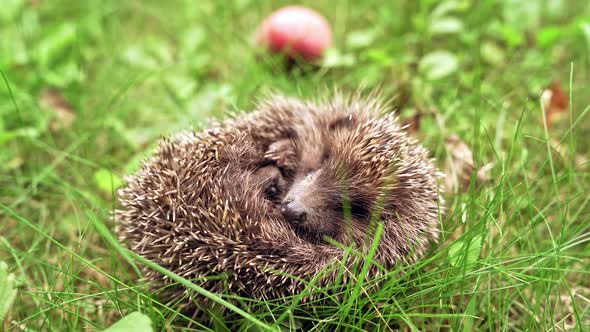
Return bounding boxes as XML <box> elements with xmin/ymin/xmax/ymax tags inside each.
<box><xmin>329</xmin><ymin>114</ymin><xmax>356</xmax><ymax>131</ymax></box>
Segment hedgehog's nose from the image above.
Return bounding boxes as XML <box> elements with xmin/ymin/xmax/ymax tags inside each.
<box><xmin>281</xmin><ymin>200</ymin><xmax>307</xmax><ymax>224</ymax></box>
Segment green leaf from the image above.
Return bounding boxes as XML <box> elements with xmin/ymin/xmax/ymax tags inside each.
<box><xmin>186</xmin><ymin>83</ymin><xmax>235</xmax><ymax>121</ymax></box>
<box><xmin>579</xmin><ymin>22</ymin><xmax>590</xmax><ymax>48</ymax></box>
<box><xmin>365</xmin><ymin>49</ymin><xmax>393</xmax><ymax>66</ymax></box>
<box><xmin>462</xmin><ymin>293</ymin><xmax>477</xmax><ymax>331</ymax></box>
<box><xmin>103</xmin><ymin>312</ymin><xmax>153</xmax><ymax>332</ymax></box>
<box><xmin>346</xmin><ymin>29</ymin><xmax>377</xmax><ymax>49</ymax></box>
<box><xmin>0</xmin><ymin>261</ymin><xmax>17</xmax><ymax>324</ymax></box>
<box><xmin>502</xmin><ymin>0</ymin><xmax>540</xmax><ymax>32</ymax></box>
<box><xmin>42</xmin><ymin>61</ymin><xmax>84</xmax><ymax>87</ymax></box>
<box><xmin>37</xmin><ymin>22</ymin><xmax>77</xmax><ymax>67</ymax></box>
<box><xmin>122</xmin><ymin>46</ymin><xmax>160</xmax><ymax>69</ymax></box>
<box><xmin>164</xmin><ymin>73</ymin><xmax>197</xmax><ymax>101</ymax></box>
<box><xmin>94</xmin><ymin>168</ymin><xmax>124</xmax><ymax>194</ymax></box>
<box><xmin>499</xmin><ymin>25</ymin><xmax>524</xmax><ymax>48</ymax></box>
<box><xmin>0</xmin><ymin>127</ymin><xmax>40</xmax><ymax>145</ymax></box>
<box><xmin>419</xmin><ymin>50</ymin><xmax>458</xmax><ymax>80</ymax></box>
<box><xmin>448</xmin><ymin>234</ymin><xmax>483</xmax><ymax>270</ymax></box>
<box><xmin>146</xmin><ymin>39</ymin><xmax>173</xmax><ymax>65</ymax></box>
<box><xmin>429</xmin><ymin>17</ymin><xmax>464</xmax><ymax>35</ymax></box>
<box><xmin>122</xmin><ymin>38</ymin><xmax>172</xmax><ymax>69</ymax></box>
<box><xmin>480</xmin><ymin>41</ymin><xmax>505</xmax><ymax>66</ymax></box>
<box><xmin>0</xmin><ymin>0</ymin><xmax>23</xmax><ymax>22</ymax></box>
<box><xmin>181</xmin><ymin>25</ymin><xmax>206</xmax><ymax>55</ymax></box>
<box><xmin>322</xmin><ymin>48</ymin><xmax>356</xmax><ymax>68</ymax></box>
<box><xmin>537</xmin><ymin>26</ymin><xmax>562</xmax><ymax>48</ymax></box>
<box><xmin>431</xmin><ymin>1</ymin><xmax>465</xmax><ymax>19</ymax></box>
<box><xmin>488</xmin><ymin>21</ymin><xmax>524</xmax><ymax>48</ymax></box>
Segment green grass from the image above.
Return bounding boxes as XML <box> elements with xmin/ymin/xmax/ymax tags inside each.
<box><xmin>1</xmin><ymin>0</ymin><xmax>590</xmax><ymax>330</ymax></box>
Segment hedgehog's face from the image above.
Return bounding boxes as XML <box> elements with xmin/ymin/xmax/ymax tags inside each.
<box><xmin>280</xmin><ymin>114</ymin><xmax>379</xmax><ymax>241</ymax></box>
<box><xmin>280</xmin><ymin>168</ymin><xmax>344</xmax><ymax>241</ymax></box>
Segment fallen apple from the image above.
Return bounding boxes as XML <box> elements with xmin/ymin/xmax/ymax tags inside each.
<box><xmin>257</xmin><ymin>6</ymin><xmax>332</xmax><ymax>61</ymax></box>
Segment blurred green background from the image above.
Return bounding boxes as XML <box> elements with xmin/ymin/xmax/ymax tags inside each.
<box><xmin>1</xmin><ymin>0</ymin><xmax>589</xmax><ymax>330</ymax></box>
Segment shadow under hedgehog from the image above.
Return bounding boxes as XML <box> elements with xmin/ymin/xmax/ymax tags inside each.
<box><xmin>116</xmin><ymin>93</ymin><xmax>444</xmax><ymax>316</ymax></box>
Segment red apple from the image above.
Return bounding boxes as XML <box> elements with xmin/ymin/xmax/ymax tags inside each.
<box><xmin>257</xmin><ymin>6</ymin><xmax>332</xmax><ymax>61</ymax></box>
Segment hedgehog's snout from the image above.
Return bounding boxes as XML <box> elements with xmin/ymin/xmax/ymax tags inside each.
<box><xmin>281</xmin><ymin>199</ymin><xmax>307</xmax><ymax>224</ymax></box>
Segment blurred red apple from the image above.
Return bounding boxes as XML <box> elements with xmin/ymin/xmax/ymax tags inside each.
<box><xmin>257</xmin><ymin>6</ymin><xmax>332</xmax><ymax>61</ymax></box>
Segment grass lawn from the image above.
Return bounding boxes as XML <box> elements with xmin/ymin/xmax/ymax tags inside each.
<box><xmin>1</xmin><ymin>0</ymin><xmax>590</xmax><ymax>330</ymax></box>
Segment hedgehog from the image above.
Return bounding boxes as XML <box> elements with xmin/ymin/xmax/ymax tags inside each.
<box><xmin>116</xmin><ymin>93</ymin><xmax>443</xmax><ymax>317</ymax></box>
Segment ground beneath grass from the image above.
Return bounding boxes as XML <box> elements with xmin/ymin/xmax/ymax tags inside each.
<box><xmin>1</xmin><ymin>0</ymin><xmax>590</xmax><ymax>331</ymax></box>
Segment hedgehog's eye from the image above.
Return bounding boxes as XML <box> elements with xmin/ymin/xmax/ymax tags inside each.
<box><xmin>337</xmin><ymin>201</ymin><xmax>371</xmax><ymax>220</ymax></box>
<box><xmin>266</xmin><ymin>184</ymin><xmax>279</xmax><ymax>197</ymax></box>
<box><xmin>264</xmin><ymin>176</ymin><xmax>282</xmax><ymax>201</ymax></box>
<box><xmin>253</xmin><ymin>165</ymin><xmax>284</xmax><ymax>202</ymax></box>
<box><xmin>350</xmin><ymin>202</ymin><xmax>370</xmax><ymax>219</ymax></box>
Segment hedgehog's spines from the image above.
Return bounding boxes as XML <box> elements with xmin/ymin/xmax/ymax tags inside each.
<box><xmin>117</xmin><ymin>92</ymin><xmax>443</xmax><ymax>318</ymax></box>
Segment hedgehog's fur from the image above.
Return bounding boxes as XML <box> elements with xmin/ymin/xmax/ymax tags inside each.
<box><xmin>269</xmin><ymin>96</ymin><xmax>442</xmax><ymax>264</ymax></box>
<box><xmin>117</xmin><ymin>93</ymin><xmax>443</xmax><ymax>314</ymax></box>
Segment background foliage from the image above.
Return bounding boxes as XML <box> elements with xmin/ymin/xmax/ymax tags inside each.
<box><xmin>1</xmin><ymin>0</ymin><xmax>589</xmax><ymax>330</ymax></box>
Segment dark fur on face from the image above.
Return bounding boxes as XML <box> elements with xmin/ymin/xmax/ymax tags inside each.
<box><xmin>282</xmin><ymin>170</ymin><xmax>343</xmax><ymax>242</ymax></box>
<box><xmin>278</xmin><ymin>113</ymin><xmax>377</xmax><ymax>244</ymax></box>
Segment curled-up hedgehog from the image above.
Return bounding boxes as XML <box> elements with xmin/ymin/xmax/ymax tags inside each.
<box><xmin>116</xmin><ymin>93</ymin><xmax>443</xmax><ymax>316</ymax></box>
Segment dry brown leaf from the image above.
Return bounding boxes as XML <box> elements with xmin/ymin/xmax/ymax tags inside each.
<box><xmin>477</xmin><ymin>162</ymin><xmax>494</xmax><ymax>183</ymax></box>
<box><xmin>402</xmin><ymin>106</ymin><xmax>437</xmax><ymax>134</ymax></box>
<box><xmin>39</xmin><ymin>88</ymin><xmax>76</xmax><ymax>131</ymax></box>
<box><xmin>445</xmin><ymin>135</ymin><xmax>493</xmax><ymax>193</ymax></box>
<box><xmin>402</xmin><ymin>108</ymin><xmax>423</xmax><ymax>134</ymax></box>
<box><xmin>541</xmin><ymin>81</ymin><xmax>569</xmax><ymax>128</ymax></box>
